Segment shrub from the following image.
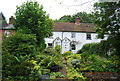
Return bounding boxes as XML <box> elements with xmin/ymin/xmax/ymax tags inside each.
<box><xmin>63</xmin><ymin>51</ymin><xmax>73</xmax><ymax>57</ymax></box>
<box><xmin>66</xmin><ymin>67</ymin><xmax>86</xmax><ymax>80</ymax></box>
<box><xmin>77</xmin><ymin>41</ymin><xmax>112</xmax><ymax>58</ymax></box>
<box><xmin>49</xmin><ymin>72</ymin><xmax>65</xmax><ymax>79</ymax></box>
<box><xmin>70</xmin><ymin>59</ymin><xmax>80</xmax><ymax>68</ymax></box>
<box><xmin>2</xmin><ymin>33</ymin><xmax>42</xmax><ymax>80</ymax></box>
<box><xmin>55</xmin><ymin>45</ymin><xmax>61</xmax><ymax>54</ymax></box>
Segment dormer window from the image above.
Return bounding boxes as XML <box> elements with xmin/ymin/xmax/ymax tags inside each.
<box><xmin>86</xmin><ymin>33</ymin><xmax>91</xmax><ymax>40</ymax></box>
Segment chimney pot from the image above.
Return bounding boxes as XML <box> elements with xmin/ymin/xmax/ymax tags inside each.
<box><xmin>75</xmin><ymin>17</ymin><xmax>80</xmax><ymax>25</ymax></box>
<box><xmin>9</xmin><ymin>16</ymin><xmax>14</xmax><ymax>24</ymax></box>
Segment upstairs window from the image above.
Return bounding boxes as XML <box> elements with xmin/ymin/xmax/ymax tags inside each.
<box><xmin>71</xmin><ymin>33</ymin><xmax>76</xmax><ymax>38</ymax></box>
<box><xmin>86</xmin><ymin>33</ymin><xmax>91</xmax><ymax>40</ymax></box>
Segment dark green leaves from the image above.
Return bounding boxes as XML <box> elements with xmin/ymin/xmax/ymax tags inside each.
<box><xmin>14</xmin><ymin>1</ymin><xmax>53</xmax><ymax>48</ymax></box>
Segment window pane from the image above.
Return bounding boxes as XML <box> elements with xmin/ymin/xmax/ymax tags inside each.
<box><xmin>4</xmin><ymin>30</ymin><xmax>10</xmax><ymax>37</ymax></box>
<box><xmin>71</xmin><ymin>33</ymin><xmax>75</xmax><ymax>38</ymax></box>
<box><xmin>48</xmin><ymin>43</ymin><xmax>53</xmax><ymax>47</ymax></box>
<box><xmin>86</xmin><ymin>33</ymin><xmax>91</xmax><ymax>40</ymax></box>
<box><xmin>71</xmin><ymin>44</ymin><xmax>76</xmax><ymax>50</ymax></box>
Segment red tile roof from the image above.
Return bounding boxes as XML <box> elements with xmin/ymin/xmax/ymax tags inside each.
<box><xmin>53</xmin><ymin>22</ymin><xmax>97</xmax><ymax>33</ymax></box>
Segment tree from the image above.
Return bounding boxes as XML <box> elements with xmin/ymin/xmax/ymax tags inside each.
<box><xmin>14</xmin><ymin>1</ymin><xmax>53</xmax><ymax>50</ymax></box>
<box><xmin>54</xmin><ymin>15</ymin><xmax>72</xmax><ymax>22</ymax></box>
<box><xmin>93</xmin><ymin>2</ymin><xmax>120</xmax><ymax>56</ymax></box>
<box><xmin>2</xmin><ymin>33</ymin><xmax>42</xmax><ymax>80</ymax></box>
<box><xmin>54</xmin><ymin>12</ymin><xmax>94</xmax><ymax>23</ymax></box>
<box><xmin>70</xmin><ymin>12</ymin><xmax>94</xmax><ymax>23</ymax></box>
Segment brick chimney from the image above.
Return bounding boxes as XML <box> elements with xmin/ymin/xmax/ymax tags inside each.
<box><xmin>9</xmin><ymin>16</ymin><xmax>14</xmax><ymax>24</ymax></box>
<box><xmin>75</xmin><ymin>17</ymin><xmax>80</xmax><ymax>25</ymax></box>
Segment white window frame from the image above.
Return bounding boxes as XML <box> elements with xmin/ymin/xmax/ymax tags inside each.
<box><xmin>86</xmin><ymin>33</ymin><xmax>91</xmax><ymax>40</ymax></box>
<box><xmin>4</xmin><ymin>30</ymin><xmax>10</xmax><ymax>37</ymax></box>
<box><xmin>71</xmin><ymin>33</ymin><xmax>76</xmax><ymax>38</ymax></box>
<box><xmin>71</xmin><ymin>44</ymin><xmax>76</xmax><ymax>50</ymax></box>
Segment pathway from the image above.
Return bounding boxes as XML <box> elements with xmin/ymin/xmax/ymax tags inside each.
<box><xmin>58</xmin><ymin>56</ymin><xmax>69</xmax><ymax>81</ymax></box>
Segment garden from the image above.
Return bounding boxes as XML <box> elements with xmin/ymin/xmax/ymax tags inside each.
<box><xmin>2</xmin><ymin>1</ymin><xmax>120</xmax><ymax>81</ymax></box>
<box><xmin>2</xmin><ymin>33</ymin><xmax>120</xmax><ymax>80</ymax></box>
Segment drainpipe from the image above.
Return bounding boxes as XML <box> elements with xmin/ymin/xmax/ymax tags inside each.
<box><xmin>61</xmin><ymin>31</ymin><xmax>64</xmax><ymax>54</ymax></box>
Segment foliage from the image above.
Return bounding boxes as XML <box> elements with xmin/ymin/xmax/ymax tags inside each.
<box><xmin>70</xmin><ymin>12</ymin><xmax>94</xmax><ymax>23</ymax></box>
<box><xmin>70</xmin><ymin>59</ymin><xmax>80</xmax><ymax>68</ymax></box>
<box><xmin>79</xmin><ymin>53</ymin><xmax>120</xmax><ymax>72</ymax></box>
<box><xmin>77</xmin><ymin>42</ymin><xmax>120</xmax><ymax>72</ymax></box>
<box><xmin>94</xmin><ymin>2</ymin><xmax>120</xmax><ymax>38</ymax></box>
<box><xmin>54</xmin><ymin>15</ymin><xmax>72</xmax><ymax>22</ymax></box>
<box><xmin>77</xmin><ymin>41</ymin><xmax>111</xmax><ymax>58</ymax></box>
<box><xmin>54</xmin><ymin>12</ymin><xmax>94</xmax><ymax>23</ymax></box>
<box><xmin>64</xmin><ymin>53</ymin><xmax>84</xmax><ymax>80</ymax></box>
<box><xmin>63</xmin><ymin>51</ymin><xmax>73</xmax><ymax>57</ymax></box>
<box><xmin>14</xmin><ymin>1</ymin><xmax>53</xmax><ymax>51</ymax></box>
<box><xmin>64</xmin><ymin>53</ymin><xmax>82</xmax><ymax>69</ymax></box>
<box><xmin>40</xmin><ymin>46</ymin><xmax>63</xmax><ymax>72</ymax></box>
<box><xmin>2</xmin><ymin>33</ymin><xmax>37</xmax><ymax>58</ymax></box>
<box><xmin>66</xmin><ymin>67</ymin><xmax>85</xmax><ymax>80</ymax></box>
<box><xmin>2</xmin><ymin>33</ymin><xmax>64</xmax><ymax>80</ymax></box>
<box><xmin>93</xmin><ymin>2</ymin><xmax>120</xmax><ymax>56</ymax></box>
<box><xmin>2</xmin><ymin>33</ymin><xmax>42</xmax><ymax>80</ymax></box>
<box><xmin>49</xmin><ymin>72</ymin><xmax>65</xmax><ymax>79</ymax></box>
<box><xmin>54</xmin><ymin>45</ymin><xmax>61</xmax><ymax>54</ymax></box>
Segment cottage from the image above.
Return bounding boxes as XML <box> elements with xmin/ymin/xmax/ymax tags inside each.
<box><xmin>45</xmin><ymin>17</ymin><xmax>107</xmax><ymax>54</ymax></box>
<box><xmin>0</xmin><ymin>13</ymin><xmax>15</xmax><ymax>39</ymax></box>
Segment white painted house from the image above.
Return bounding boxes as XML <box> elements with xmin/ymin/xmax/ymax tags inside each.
<box><xmin>45</xmin><ymin>18</ymin><xmax>107</xmax><ymax>54</ymax></box>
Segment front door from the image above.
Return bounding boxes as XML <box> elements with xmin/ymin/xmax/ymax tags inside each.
<box><xmin>62</xmin><ymin>41</ymin><xmax>70</xmax><ymax>54</ymax></box>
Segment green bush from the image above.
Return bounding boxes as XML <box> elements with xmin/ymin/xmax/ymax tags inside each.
<box><xmin>2</xmin><ymin>33</ymin><xmax>42</xmax><ymax>80</ymax></box>
<box><xmin>49</xmin><ymin>72</ymin><xmax>65</xmax><ymax>79</ymax></box>
<box><xmin>63</xmin><ymin>51</ymin><xmax>73</xmax><ymax>57</ymax></box>
<box><xmin>79</xmin><ymin>53</ymin><xmax>119</xmax><ymax>72</ymax></box>
<box><xmin>77</xmin><ymin>41</ymin><xmax>111</xmax><ymax>58</ymax></box>
<box><xmin>40</xmin><ymin>46</ymin><xmax>63</xmax><ymax>73</ymax></box>
<box><xmin>65</xmin><ymin>54</ymin><xmax>81</xmax><ymax>69</ymax></box>
<box><xmin>66</xmin><ymin>67</ymin><xmax>86</xmax><ymax>80</ymax></box>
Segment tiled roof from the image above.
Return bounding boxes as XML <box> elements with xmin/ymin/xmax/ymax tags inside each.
<box><xmin>2</xmin><ymin>24</ymin><xmax>15</xmax><ymax>30</ymax></box>
<box><xmin>53</xmin><ymin>22</ymin><xmax>96</xmax><ymax>32</ymax></box>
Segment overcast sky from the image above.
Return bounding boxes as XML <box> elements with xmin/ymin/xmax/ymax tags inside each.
<box><xmin>0</xmin><ymin>0</ymin><xmax>98</xmax><ymax>22</ymax></box>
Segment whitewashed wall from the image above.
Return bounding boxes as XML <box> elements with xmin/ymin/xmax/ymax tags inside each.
<box><xmin>45</xmin><ymin>32</ymin><xmax>107</xmax><ymax>54</ymax></box>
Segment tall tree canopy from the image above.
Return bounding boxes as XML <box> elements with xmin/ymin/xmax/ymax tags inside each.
<box><xmin>70</xmin><ymin>12</ymin><xmax>94</xmax><ymax>23</ymax></box>
<box><xmin>54</xmin><ymin>12</ymin><xmax>94</xmax><ymax>23</ymax></box>
<box><xmin>93</xmin><ymin>2</ymin><xmax>120</xmax><ymax>56</ymax></box>
<box><xmin>14</xmin><ymin>1</ymin><xmax>53</xmax><ymax>50</ymax></box>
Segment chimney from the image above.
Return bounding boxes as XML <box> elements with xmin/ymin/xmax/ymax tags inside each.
<box><xmin>9</xmin><ymin>16</ymin><xmax>14</xmax><ymax>24</ymax></box>
<box><xmin>75</xmin><ymin>17</ymin><xmax>80</xmax><ymax>25</ymax></box>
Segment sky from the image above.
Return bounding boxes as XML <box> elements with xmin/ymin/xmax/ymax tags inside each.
<box><xmin>0</xmin><ymin>0</ymin><xmax>98</xmax><ymax>22</ymax></box>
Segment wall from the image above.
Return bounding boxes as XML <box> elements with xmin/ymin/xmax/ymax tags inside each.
<box><xmin>45</xmin><ymin>31</ymin><xmax>107</xmax><ymax>54</ymax></box>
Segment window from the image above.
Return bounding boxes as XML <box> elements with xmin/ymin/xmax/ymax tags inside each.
<box><xmin>86</xmin><ymin>33</ymin><xmax>91</xmax><ymax>40</ymax></box>
<box><xmin>48</xmin><ymin>43</ymin><xmax>53</xmax><ymax>47</ymax></box>
<box><xmin>71</xmin><ymin>33</ymin><xmax>76</xmax><ymax>38</ymax></box>
<box><xmin>71</xmin><ymin>44</ymin><xmax>76</xmax><ymax>50</ymax></box>
<box><xmin>5</xmin><ymin>30</ymin><xmax>10</xmax><ymax>37</ymax></box>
